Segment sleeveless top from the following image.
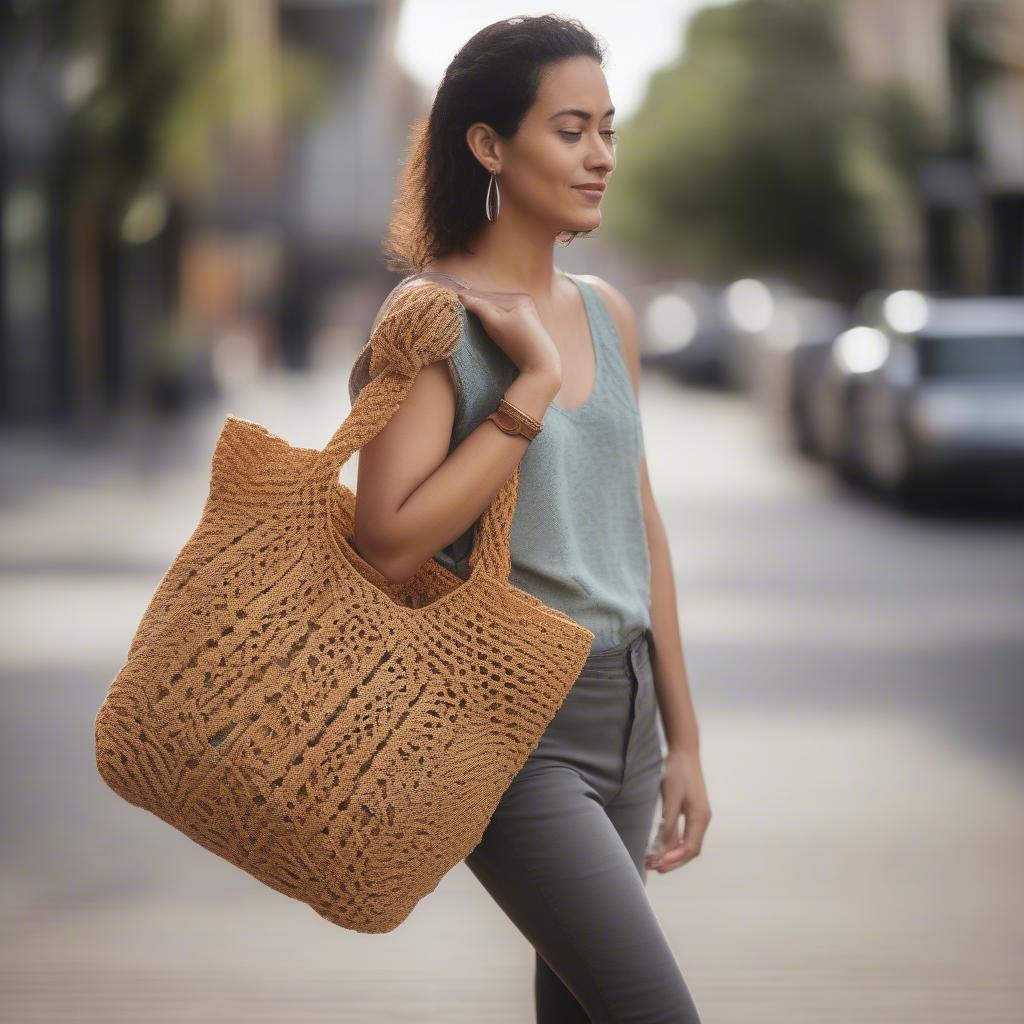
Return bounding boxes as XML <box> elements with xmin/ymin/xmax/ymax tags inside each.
<box><xmin>349</xmin><ymin>270</ymin><xmax>651</xmax><ymax>654</ymax></box>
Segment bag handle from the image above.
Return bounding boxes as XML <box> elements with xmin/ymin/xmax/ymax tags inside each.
<box><xmin>369</xmin><ymin>271</ymin><xmax>472</xmax><ymax>334</ymax></box>
<box><xmin>313</xmin><ymin>279</ymin><xmax>519</xmax><ymax>581</ymax></box>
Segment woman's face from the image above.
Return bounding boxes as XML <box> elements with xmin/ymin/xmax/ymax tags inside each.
<box><xmin>482</xmin><ymin>56</ymin><xmax>617</xmax><ymax>236</ymax></box>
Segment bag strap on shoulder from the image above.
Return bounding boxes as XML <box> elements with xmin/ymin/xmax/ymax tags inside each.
<box><xmin>321</xmin><ymin>278</ymin><xmax>518</xmax><ymax>582</ymax></box>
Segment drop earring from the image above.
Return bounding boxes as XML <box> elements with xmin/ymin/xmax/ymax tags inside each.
<box><xmin>485</xmin><ymin>168</ymin><xmax>501</xmax><ymax>222</ymax></box>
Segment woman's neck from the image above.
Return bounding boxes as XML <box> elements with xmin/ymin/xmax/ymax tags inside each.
<box><xmin>428</xmin><ymin>220</ymin><xmax>563</xmax><ymax>299</ymax></box>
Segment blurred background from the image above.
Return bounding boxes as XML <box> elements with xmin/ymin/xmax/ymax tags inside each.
<box><xmin>1</xmin><ymin>0</ymin><xmax>1022</xmax><ymax>1021</ymax></box>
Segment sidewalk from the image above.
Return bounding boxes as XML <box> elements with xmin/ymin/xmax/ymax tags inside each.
<box><xmin>2</xmin><ymin>360</ymin><xmax>1023</xmax><ymax>1022</ymax></box>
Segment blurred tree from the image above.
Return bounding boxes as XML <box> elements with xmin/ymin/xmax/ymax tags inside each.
<box><xmin>604</xmin><ymin>0</ymin><xmax>932</xmax><ymax>303</ymax></box>
<box><xmin>64</xmin><ymin>0</ymin><xmax>324</xmax><ymax>202</ymax></box>
<box><xmin>72</xmin><ymin>0</ymin><xmax>324</xmax><ymax>402</ymax></box>
<box><xmin>1</xmin><ymin>0</ymin><xmax>323</xmax><ymax>414</ymax></box>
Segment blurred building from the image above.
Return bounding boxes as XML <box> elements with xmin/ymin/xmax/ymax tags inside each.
<box><xmin>838</xmin><ymin>0</ymin><xmax>1024</xmax><ymax>296</ymax></box>
<box><xmin>275</xmin><ymin>0</ymin><xmax>427</xmax><ymax>369</ymax></box>
<box><xmin>0</xmin><ymin>0</ymin><xmax>427</xmax><ymax>426</ymax></box>
<box><xmin>0</xmin><ymin>6</ymin><xmax>77</xmax><ymax>424</ymax></box>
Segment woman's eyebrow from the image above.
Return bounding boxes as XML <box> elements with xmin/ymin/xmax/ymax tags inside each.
<box><xmin>548</xmin><ymin>106</ymin><xmax>616</xmax><ymax>120</ymax></box>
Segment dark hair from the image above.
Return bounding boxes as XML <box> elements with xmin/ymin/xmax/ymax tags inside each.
<box><xmin>382</xmin><ymin>14</ymin><xmax>607</xmax><ymax>273</ymax></box>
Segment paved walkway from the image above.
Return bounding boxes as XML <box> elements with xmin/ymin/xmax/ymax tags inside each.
<box><xmin>1</xmin><ymin>358</ymin><xmax>1022</xmax><ymax>1022</ymax></box>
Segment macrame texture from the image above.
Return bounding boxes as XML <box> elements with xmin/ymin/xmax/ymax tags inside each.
<box><xmin>94</xmin><ymin>281</ymin><xmax>595</xmax><ymax>933</ymax></box>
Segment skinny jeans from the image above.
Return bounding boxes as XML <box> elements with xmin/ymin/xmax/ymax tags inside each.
<box><xmin>464</xmin><ymin>626</ymin><xmax>703</xmax><ymax>1023</ymax></box>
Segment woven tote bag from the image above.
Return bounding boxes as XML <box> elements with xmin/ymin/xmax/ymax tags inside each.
<box><xmin>94</xmin><ymin>281</ymin><xmax>595</xmax><ymax>934</ymax></box>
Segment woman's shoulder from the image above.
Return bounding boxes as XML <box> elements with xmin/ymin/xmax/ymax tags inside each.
<box><xmin>347</xmin><ymin>277</ymin><xmax>465</xmax><ymax>405</ymax></box>
<box><xmin>571</xmin><ymin>273</ymin><xmax>630</xmax><ymax>325</ymax></box>
<box><xmin>371</xmin><ymin>273</ymin><xmax>463</xmax><ymax>329</ymax></box>
<box><xmin>569</xmin><ymin>274</ymin><xmax>642</xmax><ymax>397</ymax></box>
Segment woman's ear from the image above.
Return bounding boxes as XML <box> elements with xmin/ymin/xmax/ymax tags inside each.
<box><xmin>465</xmin><ymin>122</ymin><xmax>501</xmax><ymax>174</ymax></box>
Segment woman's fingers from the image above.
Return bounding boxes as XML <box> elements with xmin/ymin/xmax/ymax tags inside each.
<box><xmin>647</xmin><ymin>805</ymin><xmax>711</xmax><ymax>873</ymax></box>
<box><xmin>646</xmin><ymin>810</ymin><xmax>679</xmax><ymax>869</ymax></box>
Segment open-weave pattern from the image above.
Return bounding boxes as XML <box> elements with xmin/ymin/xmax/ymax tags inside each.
<box><xmin>94</xmin><ymin>282</ymin><xmax>595</xmax><ymax>934</ymax></box>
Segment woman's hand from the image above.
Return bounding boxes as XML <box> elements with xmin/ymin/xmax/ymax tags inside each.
<box><xmin>457</xmin><ymin>288</ymin><xmax>562</xmax><ymax>380</ymax></box>
<box><xmin>645</xmin><ymin>747</ymin><xmax>711</xmax><ymax>873</ymax></box>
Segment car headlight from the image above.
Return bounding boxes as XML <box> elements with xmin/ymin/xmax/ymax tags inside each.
<box><xmin>644</xmin><ymin>293</ymin><xmax>698</xmax><ymax>353</ymax></box>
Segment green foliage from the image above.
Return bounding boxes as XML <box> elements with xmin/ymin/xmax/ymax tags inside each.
<box><xmin>61</xmin><ymin>0</ymin><xmax>324</xmax><ymax>213</ymax></box>
<box><xmin>604</xmin><ymin>0</ymin><xmax>931</xmax><ymax>300</ymax></box>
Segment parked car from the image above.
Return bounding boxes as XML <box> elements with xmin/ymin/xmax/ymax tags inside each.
<box><xmin>745</xmin><ymin>294</ymin><xmax>851</xmax><ymax>455</ymax></box>
<box><xmin>717</xmin><ymin>276</ymin><xmax>802</xmax><ymax>393</ymax></box>
<box><xmin>811</xmin><ymin>291</ymin><xmax>1024</xmax><ymax>505</ymax></box>
<box><xmin>628</xmin><ymin>280</ymin><xmax>733</xmax><ymax>386</ymax></box>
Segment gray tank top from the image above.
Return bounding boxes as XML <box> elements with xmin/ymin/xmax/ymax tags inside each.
<box><xmin>349</xmin><ymin>270</ymin><xmax>651</xmax><ymax>654</ymax></box>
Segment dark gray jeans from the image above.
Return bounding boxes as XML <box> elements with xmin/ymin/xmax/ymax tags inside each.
<box><xmin>464</xmin><ymin>627</ymin><xmax>703</xmax><ymax>1023</ymax></box>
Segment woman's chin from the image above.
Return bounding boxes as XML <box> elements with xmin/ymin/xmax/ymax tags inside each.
<box><xmin>562</xmin><ymin>213</ymin><xmax>601</xmax><ymax>233</ymax></box>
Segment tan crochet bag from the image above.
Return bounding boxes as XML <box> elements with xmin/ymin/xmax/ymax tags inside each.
<box><xmin>94</xmin><ymin>281</ymin><xmax>594</xmax><ymax>933</ymax></box>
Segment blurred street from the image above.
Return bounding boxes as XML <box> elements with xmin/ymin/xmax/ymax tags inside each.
<box><xmin>3</xmin><ymin>1</ymin><xmax>1024</xmax><ymax>1020</ymax></box>
<box><xmin>2</xmin><ymin>354</ymin><xmax>1022</xmax><ymax>1024</ymax></box>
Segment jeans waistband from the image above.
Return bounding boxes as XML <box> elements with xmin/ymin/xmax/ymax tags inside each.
<box><xmin>585</xmin><ymin>626</ymin><xmax>651</xmax><ymax>667</ymax></box>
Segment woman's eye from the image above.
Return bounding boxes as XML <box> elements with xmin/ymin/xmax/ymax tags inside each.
<box><xmin>558</xmin><ymin>130</ymin><xmax>618</xmax><ymax>143</ymax></box>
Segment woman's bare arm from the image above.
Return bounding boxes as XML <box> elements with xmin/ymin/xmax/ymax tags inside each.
<box><xmin>353</xmin><ymin>354</ymin><xmax>560</xmax><ymax>584</ymax></box>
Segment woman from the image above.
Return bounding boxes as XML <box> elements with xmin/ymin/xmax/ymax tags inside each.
<box><xmin>349</xmin><ymin>15</ymin><xmax>709</xmax><ymax>1024</ymax></box>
